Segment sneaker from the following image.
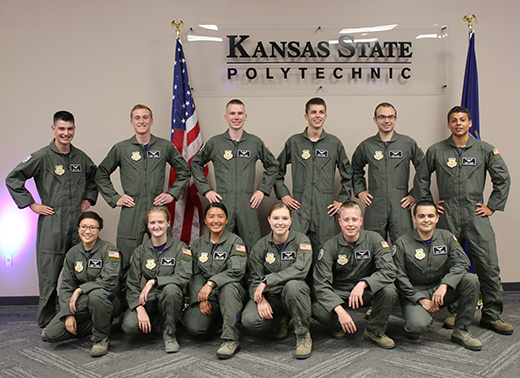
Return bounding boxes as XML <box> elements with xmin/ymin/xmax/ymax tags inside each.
<box><xmin>273</xmin><ymin>315</ymin><xmax>289</xmax><ymax>340</ymax></box>
<box><xmin>91</xmin><ymin>338</ymin><xmax>109</xmax><ymax>357</ymax></box>
<box><xmin>164</xmin><ymin>335</ymin><xmax>180</xmax><ymax>353</ymax></box>
<box><xmin>295</xmin><ymin>332</ymin><xmax>312</xmax><ymax>359</ymax></box>
<box><xmin>443</xmin><ymin>314</ymin><xmax>457</xmax><ymax>329</ymax></box>
<box><xmin>480</xmin><ymin>318</ymin><xmax>514</xmax><ymax>335</ymax></box>
<box><xmin>332</xmin><ymin>328</ymin><xmax>346</xmax><ymax>340</ymax></box>
<box><xmin>451</xmin><ymin>328</ymin><xmax>482</xmax><ymax>351</ymax></box>
<box><xmin>364</xmin><ymin>329</ymin><xmax>395</xmax><ymax>349</ymax></box>
<box><xmin>217</xmin><ymin>340</ymin><xmax>240</xmax><ymax>359</ymax></box>
<box><xmin>41</xmin><ymin>328</ymin><xmax>48</xmax><ymax>342</ymax></box>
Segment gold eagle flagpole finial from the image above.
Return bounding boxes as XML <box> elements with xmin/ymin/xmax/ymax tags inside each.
<box><xmin>463</xmin><ymin>14</ymin><xmax>477</xmax><ymax>35</ymax></box>
<box><xmin>170</xmin><ymin>19</ymin><xmax>185</xmax><ymax>39</ymax></box>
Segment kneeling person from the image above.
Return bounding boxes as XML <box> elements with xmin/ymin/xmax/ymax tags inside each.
<box><xmin>122</xmin><ymin>207</ymin><xmax>192</xmax><ymax>353</ymax></box>
<box><xmin>43</xmin><ymin>212</ymin><xmax>122</xmax><ymax>357</ymax></box>
<box><xmin>184</xmin><ymin>203</ymin><xmax>247</xmax><ymax>359</ymax></box>
<box><xmin>313</xmin><ymin>201</ymin><xmax>397</xmax><ymax>349</ymax></box>
<box><xmin>393</xmin><ymin>200</ymin><xmax>481</xmax><ymax>350</ymax></box>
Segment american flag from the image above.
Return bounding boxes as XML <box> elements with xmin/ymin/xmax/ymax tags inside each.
<box><xmin>167</xmin><ymin>38</ymin><xmax>205</xmax><ymax>245</ymax></box>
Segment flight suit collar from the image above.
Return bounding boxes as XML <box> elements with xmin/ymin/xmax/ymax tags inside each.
<box><xmin>302</xmin><ymin>127</ymin><xmax>327</xmax><ymax>142</ymax></box>
<box><xmin>266</xmin><ymin>229</ymin><xmax>297</xmax><ymax>247</ymax></box>
<box><xmin>201</xmin><ymin>229</ymin><xmax>234</xmax><ymax>247</ymax></box>
<box><xmin>337</xmin><ymin>229</ymin><xmax>366</xmax><ymax>247</ymax></box>
<box><xmin>80</xmin><ymin>237</ymin><xmax>104</xmax><ymax>255</ymax></box>
<box><xmin>374</xmin><ymin>131</ymin><xmax>400</xmax><ymax>143</ymax></box>
<box><xmin>145</xmin><ymin>235</ymin><xmax>175</xmax><ymax>253</ymax></box>
<box><xmin>410</xmin><ymin>228</ymin><xmax>440</xmax><ymax>245</ymax></box>
<box><xmin>129</xmin><ymin>134</ymin><xmax>158</xmax><ymax>146</ymax></box>
<box><xmin>49</xmin><ymin>139</ymin><xmax>77</xmax><ymax>156</ymax></box>
<box><xmin>224</xmin><ymin>129</ymin><xmax>249</xmax><ymax>142</ymax></box>
<box><xmin>446</xmin><ymin>134</ymin><xmax>476</xmax><ymax>149</ymax></box>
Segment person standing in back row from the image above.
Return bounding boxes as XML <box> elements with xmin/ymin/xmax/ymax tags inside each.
<box><xmin>275</xmin><ymin>97</ymin><xmax>352</xmax><ymax>257</ymax></box>
<box><xmin>352</xmin><ymin>102</ymin><xmax>423</xmax><ymax>243</ymax></box>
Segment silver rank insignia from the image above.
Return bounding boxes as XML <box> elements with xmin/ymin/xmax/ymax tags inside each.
<box><xmin>55</xmin><ymin>165</ymin><xmax>65</xmax><ymax>176</ymax></box>
<box><xmin>374</xmin><ymin>151</ymin><xmax>384</xmax><ymax>160</ymax></box>
<box><xmin>415</xmin><ymin>249</ymin><xmax>426</xmax><ymax>260</ymax></box>
<box><xmin>75</xmin><ymin>261</ymin><xmax>84</xmax><ymax>272</ymax></box>
<box><xmin>146</xmin><ymin>259</ymin><xmax>156</xmax><ymax>270</ymax></box>
<box><xmin>223</xmin><ymin>150</ymin><xmax>233</xmax><ymax>160</ymax></box>
<box><xmin>266</xmin><ymin>252</ymin><xmax>276</xmax><ymax>264</ymax></box>
<box><xmin>447</xmin><ymin>157</ymin><xmax>457</xmax><ymax>168</ymax></box>
<box><xmin>131</xmin><ymin>151</ymin><xmax>141</xmax><ymax>161</ymax></box>
<box><xmin>199</xmin><ymin>252</ymin><xmax>208</xmax><ymax>263</ymax></box>
<box><xmin>301</xmin><ymin>150</ymin><xmax>311</xmax><ymax>160</ymax></box>
<box><xmin>337</xmin><ymin>254</ymin><xmax>348</xmax><ymax>265</ymax></box>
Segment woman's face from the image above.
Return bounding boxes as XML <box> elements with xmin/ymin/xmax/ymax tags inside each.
<box><xmin>147</xmin><ymin>211</ymin><xmax>170</xmax><ymax>239</ymax></box>
<box><xmin>205</xmin><ymin>207</ymin><xmax>228</xmax><ymax>235</ymax></box>
<box><xmin>268</xmin><ymin>207</ymin><xmax>292</xmax><ymax>237</ymax></box>
<box><xmin>78</xmin><ymin>218</ymin><xmax>101</xmax><ymax>247</ymax></box>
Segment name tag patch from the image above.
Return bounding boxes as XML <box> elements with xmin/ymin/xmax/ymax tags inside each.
<box><xmin>213</xmin><ymin>251</ymin><xmax>228</xmax><ymax>260</ymax></box>
<box><xmin>389</xmin><ymin>150</ymin><xmax>402</xmax><ymax>158</ymax></box>
<box><xmin>147</xmin><ymin>150</ymin><xmax>161</xmax><ymax>158</ymax></box>
<box><xmin>355</xmin><ymin>250</ymin><xmax>370</xmax><ymax>259</ymax></box>
<box><xmin>70</xmin><ymin>164</ymin><xmax>82</xmax><ymax>172</ymax></box>
<box><xmin>237</xmin><ymin>150</ymin><xmax>251</xmax><ymax>158</ymax></box>
<box><xmin>462</xmin><ymin>157</ymin><xmax>476</xmax><ymax>166</ymax></box>
<box><xmin>281</xmin><ymin>251</ymin><xmax>296</xmax><ymax>260</ymax></box>
<box><xmin>315</xmin><ymin>149</ymin><xmax>328</xmax><ymax>158</ymax></box>
<box><xmin>88</xmin><ymin>259</ymin><xmax>102</xmax><ymax>268</ymax></box>
<box><xmin>161</xmin><ymin>257</ymin><xmax>176</xmax><ymax>266</ymax></box>
<box><xmin>432</xmin><ymin>245</ymin><xmax>447</xmax><ymax>255</ymax></box>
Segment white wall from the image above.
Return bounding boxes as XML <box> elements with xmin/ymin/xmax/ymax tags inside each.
<box><xmin>1</xmin><ymin>0</ymin><xmax>518</xmax><ymax>297</ymax></box>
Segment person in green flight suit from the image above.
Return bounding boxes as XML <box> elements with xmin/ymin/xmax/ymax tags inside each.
<box><xmin>352</xmin><ymin>102</ymin><xmax>424</xmax><ymax>242</ymax></box>
<box><xmin>183</xmin><ymin>202</ymin><xmax>247</xmax><ymax>359</ymax></box>
<box><xmin>393</xmin><ymin>200</ymin><xmax>481</xmax><ymax>350</ymax></box>
<box><xmin>5</xmin><ymin>110</ymin><xmax>98</xmax><ymax>328</ymax></box>
<box><xmin>190</xmin><ymin>99</ymin><xmax>279</xmax><ymax>250</ymax></box>
<box><xmin>274</xmin><ymin>97</ymin><xmax>352</xmax><ymax>258</ymax></box>
<box><xmin>414</xmin><ymin>106</ymin><xmax>512</xmax><ymax>335</ymax></box>
<box><xmin>95</xmin><ymin>104</ymin><xmax>190</xmax><ymax>271</ymax></box>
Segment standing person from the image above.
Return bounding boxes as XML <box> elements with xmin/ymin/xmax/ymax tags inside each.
<box><xmin>184</xmin><ymin>203</ymin><xmax>247</xmax><ymax>359</ymax></box>
<box><xmin>191</xmin><ymin>99</ymin><xmax>279</xmax><ymax>249</ymax></box>
<box><xmin>312</xmin><ymin>201</ymin><xmax>397</xmax><ymax>349</ymax></box>
<box><xmin>414</xmin><ymin>106</ymin><xmax>512</xmax><ymax>335</ymax></box>
<box><xmin>122</xmin><ymin>207</ymin><xmax>192</xmax><ymax>353</ymax></box>
<box><xmin>5</xmin><ymin>111</ymin><xmax>97</xmax><ymax>328</ymax></box>
<box><xmin>275</xmin><ymin>97</ymin><xmax>352</xmax><ymax>256</ymax></box>
<box><xmin>95</xmin><ymin>104</ymin><xmax>190</xmax><ymax>271</ymax></box>
<box><xmin>43</xmin><ymin>212</ymin><xmax>123</xmax><ymax>357</ymax></box>
<box><xmin>352</xmin><ymin>102</ymin><xmax>424</xmax><ymax>242</ymax></box>
<box><xmin>393</xmin><ymin>201</ymin><xmax>481</xmax><ymax>350</ymax></box>
<box><xmin>242</xmin><ymin>203</ymin><xmax>313</xmax><ymax>359</ymax></box>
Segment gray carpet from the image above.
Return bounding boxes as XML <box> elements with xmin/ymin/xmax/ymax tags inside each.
<box><xmin>1</xmin><ymin>293</ymin><xmax>520</xmax><ymax>378</ymax></box>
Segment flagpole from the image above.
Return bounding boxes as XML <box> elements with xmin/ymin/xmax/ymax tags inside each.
<box><xmin>463</xmin><ymin>13</ymin><xmax>477</xmax><ymax>38</ymax></box>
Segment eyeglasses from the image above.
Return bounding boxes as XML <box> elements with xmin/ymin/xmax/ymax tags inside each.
<box><xmin>79</xmin><ymin>225</ymin><xmax>99</xmax><ymax>232</ymax></box>
<box><xmin>376</xmin><ymin>115</ymin><xmax>397</xmax><ymax>121</ymax></box>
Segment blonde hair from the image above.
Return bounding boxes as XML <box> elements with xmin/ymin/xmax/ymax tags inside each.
<box><xmin>131</xmin><ymin>104</ymin><xmax>153</xmax><ymax>119</ymax></box>
<box><xmin>338</xmin><ymin>201</ymin><xmax>363</xmax><ymax>216</ymax></box>
<box><xmin>147</xmin><ymin>207</ymin><xmax>170</xmax><ymax>223</ymax></box>
<box><xmin>268</xmin><ymin>202</ymin><xmax>291</xmax><ymax>217</ymax></box>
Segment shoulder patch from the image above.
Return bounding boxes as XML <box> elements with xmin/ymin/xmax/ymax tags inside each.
<box><xmin>452</xmin><ymin>235</ymin><xmax>458</xmax><ymax>242</ymax></box>
<box><xmin>493</xmin><ymin>148</ymin><xmax>500</xmax><ymax>155</ymax></box>
<box><xmin>183</xmin><ymin>248</ymin><xmax>192</xmax><ymax>256</ymax></box>
<box><xmin>22</xmin><ymin>154</ymin><xmax>33</xmax><ymax>163</ymax></box>
<box><xmin>108</xmin><ymin>250</ymin><xmax>120</xmax><ymax>261</ymax></box>
<box><xmin>381</xmin><ymin>241</ymin><xmax>390</xmax><ymax>249</ymax></box>
<box><xmin>299</xmin><ymin>243</ymin><xmax>312</xmax><ymax>253</ymax></box>
<box><xmin>235</xmin><ymin>244</ymin><xmax>246</xmax><ymax>256</ymax></box>
<box><xmin>391</xmin><ymin>245</ymin><xmax>397</xmax><ymax>256</ymax></box>
<box><xmin>318</xmin><ymin>249</ymin><xmax>324</xmax><ymax>261</ymax></box>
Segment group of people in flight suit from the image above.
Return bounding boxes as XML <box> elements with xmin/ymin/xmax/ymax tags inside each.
<box><xmin>5</xmin><ymin>97</ymin><xmax>511</xmax><ymax>360</ymax></box>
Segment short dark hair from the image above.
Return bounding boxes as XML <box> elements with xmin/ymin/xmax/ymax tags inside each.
<box><xmin>77</xmin><ymin>211</ymin><xmax>103</xmax><ymax>230</ymax></box>
<box><xmin>226</xmin><ymin>99</ymin><xmax>245</xmax><ymax>110</ymax></box>
<box><xmin>53</xmin><ymin>111</ymin><xmax>75</xmax><ymax>125</ymax></box>
<box><xmin>305</xmin><ymin>97</ymin><xmax>326</xmax><ymax>114</ymax></box>
<box><xmin>447</xmin><ymin>106</ymin><xmax>471</xmax><ymax>122</ymax></box>
<box><xmin>374</xmin><ymin>102</ymin><xmax>397</xmax><ymax>117</ymax></box>
<box><xmin>413</xmin><ymin>200</ymin><xmax>438</xmax><ymax>216</ymax></box>
<box><xmin>204</xmin><ymin>202</ymin><xmax>228</xmax><ymax>218</ymax></box>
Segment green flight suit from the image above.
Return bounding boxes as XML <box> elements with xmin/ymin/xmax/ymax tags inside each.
<box><xmin>242</xmin><ymin>231</ymin><xmax>312</xmax><ymax>335</ymax></box>
<box><xmin>184</xmin><ymin>230</ymin><xmax>247</xmax><ymax>341</ymax></box>
<box><xmin>122</xmin><ymin>237</ymin><xmax>192</xmax><ymax>337</ymax></box>
<box><xmin>191</xmin><ymin>130</ymin><xmax>279</xmax><ymax>249</ymax></box>
<box><xmin>312</xmin><ymin>230</ymin><xmax>397</xmax><ymax>337</ymax></box>
<box><xmin>393</xmin><ymin>229</ymin><xmax>479</xmax><ymax>336</ymax></box>
<box><xmin>352</xmin><ymin>132</ymin><xmax>424</xmax><ymax>242</ymax></box>
<box><xmin>5</xmin><ymin>140</ymin><xmax>98</xmax><ymax>328</ymax></box>
<box><xmin>96</xmin><ymin>135</ymin><xmax>190</xmax><ymax>270</ymax></box>
<box><xmin>275</xmin><ymin>129</ymin><xmax>352</xmax><ymax>255</ymax></box>
<box><xmin>414</xmin><ymin>135</ymin><xmax>510</xmax><ymax>321</ymax></box>
<box><xmin>44</xmin><ymin>239</ymin><xmax>123</xmax><ymax>342</ymax></box>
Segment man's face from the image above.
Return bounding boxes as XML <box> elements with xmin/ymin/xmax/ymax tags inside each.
<box><xmin>51</xmin><ymin>120</ymin><xmax>75</xmax><ymax>148</ymax></box>
<box><xmin>338</xmin><ymin>207</ymin><xmax>363</xmax><ymax>243</ymax></box>
<box><xmin>373</xmin><ymin>106</ymin><xmax>397</xmax><ymax>134</ymax></box>
<box><xmin>224</xmin><ymin>104</ymin><xmax>247</xmax><ymax>131</ymax></box>
<box><xmin>131</xmin><ymin>108</ymin><xmax>153</xmax><ymax>136</ymax></box>
<box><xmin>447</xmin><ymin>112</ymin><xmax>472</xmax><ymax>138</ymax></box>
<box><xmin>304</xmin><ymin>104</ymin><xmax>327</xmax><ymax>130</ymax></box>
<box><xmin>413</xmin><ymin>205</ymin><xmax>439</xmax><ymax>235</ymax></box>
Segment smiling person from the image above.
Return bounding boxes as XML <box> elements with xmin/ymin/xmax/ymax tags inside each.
<box><xmin>275</xmin><ymin>97</ymin><xmax>352</xmax><ymax>258</ymax></box>
<box><xmin>241</xmin><ymin>203</ymin><xmax>313</xmax><ymax>359</ymax></box>
<box><xmin>352</xmin><ymin>102</ymin><xmax>424</xmax><ymax>243</ymax></box>
<box><xmin>392</xmin><ymin>201</ymin><xmax>481</xmax><ymax>350</ymax></box>
<box><xmin>95</xmin><ymin>104</ymin><xmax>190</xmax><ymax>272</ymax></box>
<box><xmin>5</xmin><ymin>111</ymin><xmax>98</xmax><ymax>329</ymax></box>
<box><xmin>312</xmin><ymin>201</ymin><xmax>397</xmax><ymax>349</ymax></box>
<box><xmin>414</xmin><ymin>106</ymin><xmax>512</xmax><ymax>335</ymax></box>
<box><xmin>183</xmin><ymin>203</ymin><xmax>247</xmax><ymax>359</ymax></box>
<box><xmin>191</xmin><ymin>99</ymin><xmax>279</xmax><ymax>249</ymax></box>
<box><xmin>43</xmin><ymin>212</ymin><xmax>122</xmax><ymax>357</ymax></box>
<box><xmin>122</xmin><ymin>207</ymin><xmax>192</xmax><ymax>353</ymax></box>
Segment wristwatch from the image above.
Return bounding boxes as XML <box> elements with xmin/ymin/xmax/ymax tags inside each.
<box><xmin>261</xmin><ymin>275</ymin><xmax>268</xmax><ymax>286</ymax></box>
<box><xmin>207</xmin><ymin>280</ymin><xmax>216</xmax><ymax>288</ymax></box>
